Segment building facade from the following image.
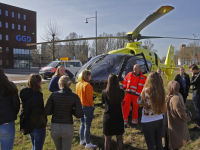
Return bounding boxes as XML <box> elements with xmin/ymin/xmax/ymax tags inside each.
<box><xmin>178</xmin><ymin>44</ymin><xmax>200</xmax><ymax>65</ymax></box>
<box><xmin>0</xmin><ymin>3</ymin><xmax>36</xmax><ymax>68</ymax></box>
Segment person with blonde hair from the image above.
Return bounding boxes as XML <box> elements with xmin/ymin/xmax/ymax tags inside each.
<box><xmin>49</xmin><ymin>66</ymin><xmax>74</xmax><ymax>92</ymax></box>
<box><xmin>137</xmin><ymin>71</ymin><xmax>166</xmax><ymax>150</ymax></box>
<box><xmin>20</xmin><ymin>74</ymin><xmax>47</xmax><ymax>150</ymax></box>
<box><xmin>76</xmin><ymin>70</ymin><xmax>96</xmax><ymax>149</ymax></box>
<box><xmin>45</xmin><ymin>75</ymin><xmax>83</xmax><ymax>150</ymax></box>
<box><xmin>0</xmin><ymin>67</ymin><xmax>20</xmax><ymax>150</ymax></box>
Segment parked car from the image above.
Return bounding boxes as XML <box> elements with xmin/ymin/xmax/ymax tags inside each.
<box><xmin>39</xmin><ymin>60</ymin><xmax>82</xmax><ymax>79</ymax></box>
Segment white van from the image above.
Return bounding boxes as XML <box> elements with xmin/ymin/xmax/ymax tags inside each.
<box><xmin>39</xmin><ymin>60</ymin><xmax>82</xmax><ymax>79</ymax></box>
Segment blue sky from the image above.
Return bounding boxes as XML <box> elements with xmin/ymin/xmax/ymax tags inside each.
<box><xmin>2</xmin><ymin>0</ymin><xmax>200</xmax><ymax>57</ymax></box>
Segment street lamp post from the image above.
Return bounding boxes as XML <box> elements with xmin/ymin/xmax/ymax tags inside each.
<box><xmin>193</xmin><ymin>34</ymin><xmax>196</xmax><ymax>64</ymax></box>
<box><xmin>52</xmin><ymin>33</ymin><xmax>55</xmax><ymax>61</ymax></box>
<box><xmin>85</xmin><ymin>11</ymin><xmax>97</xmax><ymax>56</ymax></box>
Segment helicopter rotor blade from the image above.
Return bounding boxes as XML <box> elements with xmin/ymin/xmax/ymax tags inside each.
<box><xmin>127</xmin><ymin>5</ymin><xmax>174</xmax><ymax>39</ymax></box>
<box><xmin>26</xmin><ymin>36</ymin><xmax>128</xmax><ymax>46</ymax></box>
<box><xmin>137</xmin><ymin>35</ymin><xmax>200</xmax><ymax>41</ymax></box>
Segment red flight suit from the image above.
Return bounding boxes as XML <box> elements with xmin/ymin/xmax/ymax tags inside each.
<box><xmin>122</xmin><ymin>71</ymin><xmax>146</xmax><ymax>124</ymax></box>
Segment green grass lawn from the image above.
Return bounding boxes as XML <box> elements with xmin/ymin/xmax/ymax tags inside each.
<box><xmin>13</xmin><ymin>73</ymin><xmax>200</xmax><ymax>150</ymax></box>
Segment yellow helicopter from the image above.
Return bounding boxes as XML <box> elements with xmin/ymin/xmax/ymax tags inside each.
<box><xmin>27</xmin><ymin>5</ymin><xmax>199</xmax><ymax>96</ymax></box>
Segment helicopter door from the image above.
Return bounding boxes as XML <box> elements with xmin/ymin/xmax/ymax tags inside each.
<box><xmin>119</xmin><ymin>54</ymin><xmax>150</xmax><ymax>80</ymax></box>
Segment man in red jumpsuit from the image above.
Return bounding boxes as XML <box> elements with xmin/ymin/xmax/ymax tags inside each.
<box><xmin>122</xmin><ymin>64</ymin><xmax>146</xmax><ymax>127</ymax></box>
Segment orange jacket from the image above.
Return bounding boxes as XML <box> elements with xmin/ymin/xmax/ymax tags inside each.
<box><xmin>76</xmin><ymin>81</ymin><xmax>94</xmax><ymax>106</ymax></box>
<box><xmin>123</xmin><ymin>71</ymin><xmax>146</xmax><ymax>96</ymax></box>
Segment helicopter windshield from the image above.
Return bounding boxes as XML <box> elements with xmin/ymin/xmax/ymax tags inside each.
<box><xmin>120</xmin><ymin>56</ymin><xmax>151</xmax><ymax>80</ymax></box>
<box><xmin>90</xmin><ymin>54</ymin><xmax>127</xmax><ymax>82</ymax></box>
<box><xmin>75</xmin><ymin>55</ymin><xmax>103</xmax><ymax>81</ymax></box>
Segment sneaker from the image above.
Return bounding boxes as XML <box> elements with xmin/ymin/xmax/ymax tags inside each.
<box><xmin>131</xmin><ymin>119</ymin><xmax>138</xmax><ymax>125</ymax></box>
<box><xmin>80</xmin><ymin>140</ymin><xmax>86</xmax><ymax>145</ymax></box>
<box><xmin>85</xmin><ymin>143</ymin><xmax>96</xmax><ymax>149</ymax></box>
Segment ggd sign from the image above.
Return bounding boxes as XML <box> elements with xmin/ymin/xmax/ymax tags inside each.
<box><xmin>16</xmin><ymin>35</ymin><xmax>31</xmax><ymax>42</ymax></box>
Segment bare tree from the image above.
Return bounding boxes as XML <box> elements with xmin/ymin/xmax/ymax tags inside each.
<box><xmin>63</xmin><ymin>32</ymin><xmax>89</xmax><ymax>62</ymax></box>
<box><xmin>160</xmin><ymin>56</ymin><xmax>166</xmax><ymax>63</ymax></box>
<box><xmin>178</xmin><ymin>47</ymin><xmax>193</xmax><ymax>65</ymax></box>
<box><xmin>90</xmin><ymin>32</ymin><xmax>127</xmax><ymax>57</ymax></box>
<box><xmin>174</xmin><ymin>50</ymin><xmax>179</xmax><ymax>65</ymax></box>
<box><xmin>41</xmin><ymin>20</ymin><xmax>62</xmax><ymax>61</ymax></box>
<box><xmin>143</xmin><ymin>39</ymin><xmax>157</xmax><ymax>52</ymax></box>
<box><xmin>31</xmin><ymin>46</ymin><xmax>41</xmax><ymax>67</ymax></box>
<box><xmin>187</xmin><ymin>41</ymin><xmax>200</xmax><ymax>64</ymax></box>
<box><xmin>114</xmin><ymin>32</ymin><xmax>127</xmax><ymax>49</ymax></box>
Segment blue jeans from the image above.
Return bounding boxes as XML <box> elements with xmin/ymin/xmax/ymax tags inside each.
<box><xmin>29</xmin><ymin>128</ymin><xmax>46</xmax><ymax>150</ymax></box>
<box><xmin>193</xmin><ymin>94</ymin><xmax>200</xmax><ymax>126</ymax></box>
<box><xmin>0</xmin><ymin>121</ymin><xmax>15</xmax><ymax>150</ymax></box>
<box><xmin>80</xmin><ymin>106</ymin><xmax>95</xmax><ymax>144</ymax></box>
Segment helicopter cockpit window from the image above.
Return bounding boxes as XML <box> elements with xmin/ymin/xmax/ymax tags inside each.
<box><xmin>90</xmin><ymin>54</ymin><xmax>127</xmax><ymax>82</ymax></box>
<box><xmin>120</xmin><ymin>56</ymin><xmax>151</xmax><ymax>79</ymax></box>
<box><xmin>75</xmin><ymin>55</ymin><xmax>103</xmax><ymax>80</ymax></box>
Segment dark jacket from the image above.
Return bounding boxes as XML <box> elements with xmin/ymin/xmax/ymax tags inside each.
<box><xmin>45</xmin><ymin>87</ymin><xmax>83</xmax><ymax>124</ymax></box>
<box><xmin>0</xmin><ymin>82</ymin><xmax>20</xmax><ymax>124</ymax></box>
<box><xmin>20</xmin><ymin>87</ymin><xmax>47</xmax><ymax>135</ymax></box>
<box><xmin>48</xmin><ymin>70</ymin><xmax>74</xmax><ymax>92</ymax></box>
<box><xmin>190</xmin><ymin>71</ymin><xmax>200</xmax><ymax>95</ymax></box>
<box><xmin>174</xmin><ymin>73</ymin><xmax>190</xmax><ymax>96</ymax></box>
<box><xmin>49</xmin><ymin>76</ymin><xmax>60</xmax><ymax>92</ymax></box>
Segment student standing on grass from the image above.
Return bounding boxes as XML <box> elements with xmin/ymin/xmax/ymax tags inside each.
<box><xmin>102</xmin><ymin>74</ymin><xmax>125</xmax><ymax>150</ymax></box>
<box><xmin>49</xmin><ymin>66</ymin><xmax>74</xmax><ymax>92</ymax></box>
<box><xmin>122</xmin><ymin>64</ymin><xmax>146</xmax><ymax>127</ymax></box>
<box><xmin>189</xmin><ymin>64</ymin><xmax>200</xmax><ymax>130</ymax></box>
<box><xmin>165</xmin><ymin>80</ymin><xmax>191</xmax><ymax>150</ymax></box>
<box><xmin>20</xmin><ymin>74</ymin><xmax>47</xmax><ymax>150</ymax></box>
<box><xmin>76</xmin><ymin>70</ymin><xmax>96</xmax><ymax>149</ymax></box>
<box><xmin>137</xmin><ymin>72</ymin><xmax>166</xmax><ymax>150</ymax></box>
<box><xmin>0</xmin><ymin>67</ymin><xmax>20</xmax><ymax>150</ymax></box>
<box><xmin>174</xmin><ymin>66</ymin><xmax>190</xmax><ymax>103</ymax></box>
<box><xmin>45</xmin><ymin>75</ymin><xmax>83</xmax><ymax>150</ymax></box>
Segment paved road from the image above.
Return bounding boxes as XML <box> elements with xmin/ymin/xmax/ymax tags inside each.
<box><xmin>6</xmin><ymin>73</ymin><xmax>50</xmax><ymax>83</ymax></box>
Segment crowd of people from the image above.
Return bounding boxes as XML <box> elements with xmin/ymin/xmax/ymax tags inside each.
<box><xmin>0</xmin><ymin>63</ymin><xmax>199</xmax><ymax>150</ymax></box>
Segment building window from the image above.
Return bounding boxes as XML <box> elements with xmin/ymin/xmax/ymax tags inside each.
<box><xmin>18</xmin><ymin>25</ymin><xmax>20</xmax><ymax>30</ymax></box>
<box><xmin>12</xmin><ymin>12</ymin><xmax>14</xmax><ymax>18</ymax></box>
<box><xmin>6</xmin><ymin>47</ymin><xmax>9</xmax><ymax>53</ymax></box>
<box><xmin>6</xmin><ymin>35</ymin><xmax>9</xmax><ymax>41</ymax></box>
<box><xmin>0</xmin><ymin>47</ymin><xmax>2</xmax><ymax>53</ymax></box>
<box><xmin>0</xmin><ymin>21</ymin><xmax>2</xmax><ymax>27</ymax></box>
<box><xmin>6</xmin><ymin>60</ymin><xmax>9</xmax><ymax>65</ymax></box>
<box><xmin>5</xmin><ymin>22</ymin><xmax>8</xmax><ymax>28</ymax></box>
<box><xmin>24</xmin><ymin>14</ymin><xmax>26</xmax><ymax>20</ymax></box>
<box><xmin>0</xmin><ymin>60</ymin><xmax>2</xmax><ymax>65</ymax></box>
<box><xmin>0</xmin><ymin>9</ymin><xmax>1</xmax><ymax>15</ymax></box>
<box><xmin>0</xmin><ymin>34</ymin><xmax>2</xmax><ymax>40</ymax></box>
<box><xmin>5</xmin><ymin>10</ymin><xmax>8</xmax><ymax>16</ymax></box>
<box><xmin>24</xmin><ymin>26</ymin><xmax>26</xmax><ymax>31</ymax></box>
<box><xmin>12</xmin><ymin>24</ymin><xmax>15</xmax><ymax>29</ymax></box>
<box><xmin>18</xmin><ymin>13</ymin><xmax>20</xmax><ymax>19</ymax></box>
